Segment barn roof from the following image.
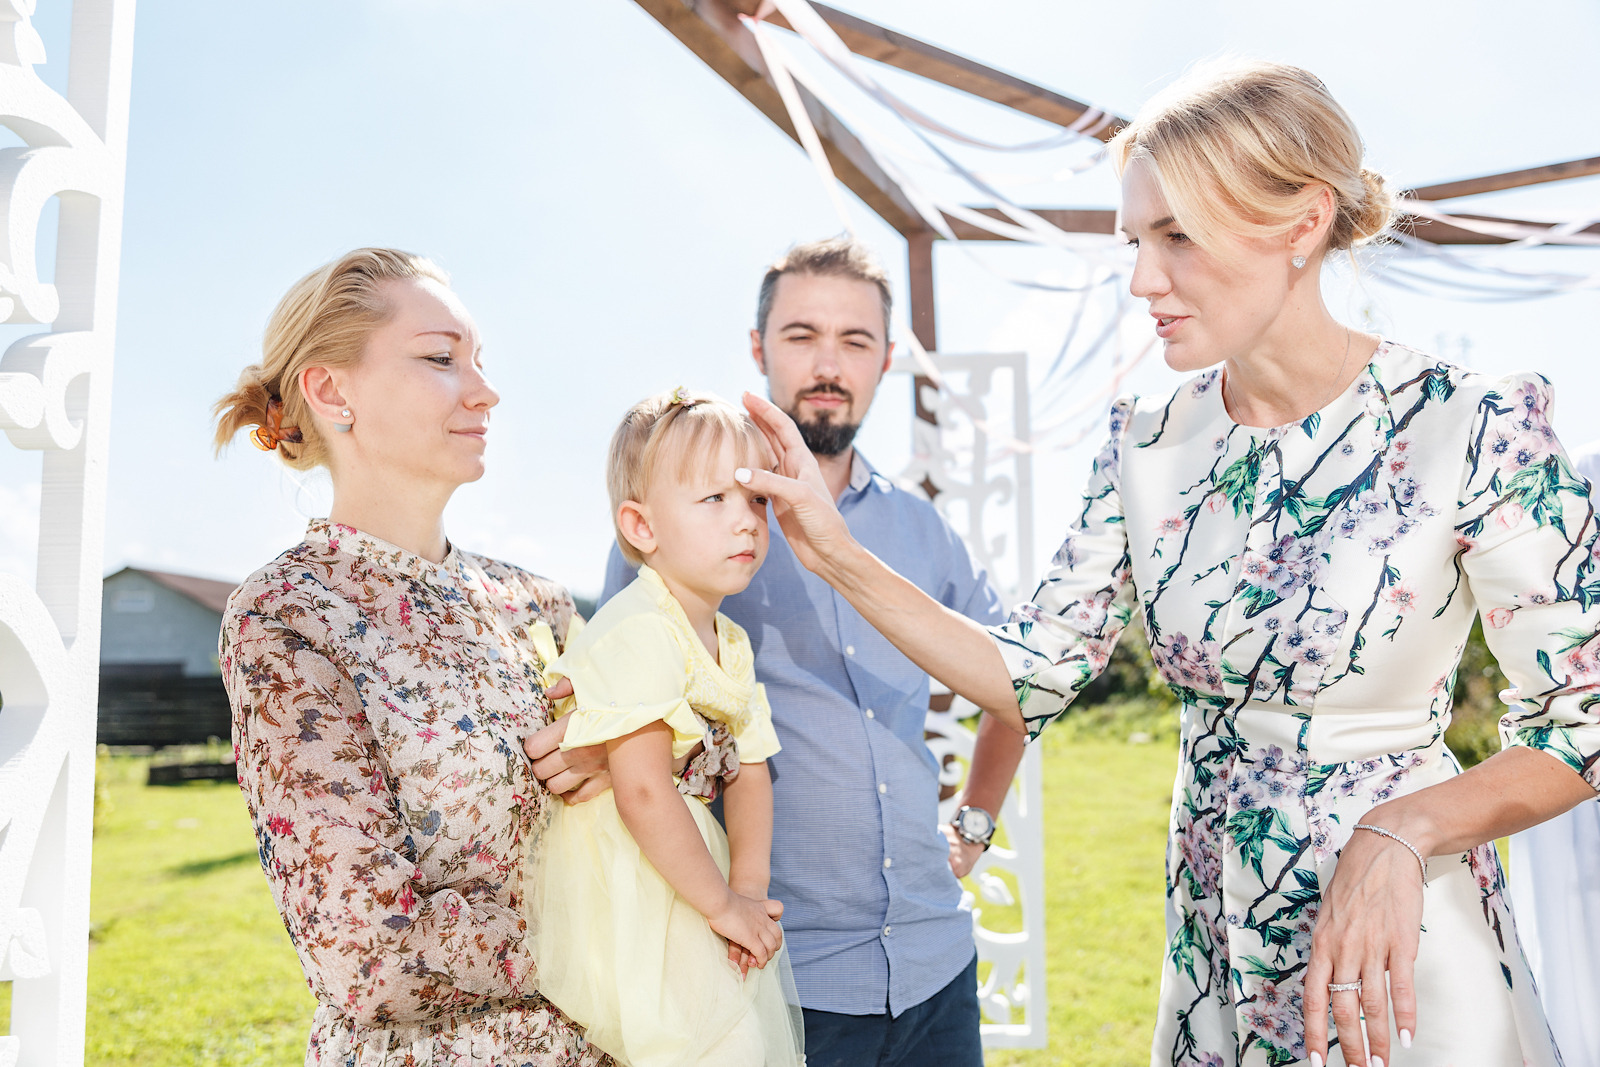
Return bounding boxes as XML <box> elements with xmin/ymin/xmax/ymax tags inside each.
<box><xmin>109</xmin><ymin>567</ymin><xmax>239</xmax><ymax>616</ymax></box>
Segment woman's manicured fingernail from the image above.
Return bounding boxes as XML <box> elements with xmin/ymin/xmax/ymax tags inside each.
<box><xmin>1400</xmin><ymin>1030</ymin><xmax>1412</xmax><ymax>1049</ymax></box>
<box><xmin>1373</xmin><ymin>1057</ymin><xmax>1384</xmax><ymax>1067</ymax></box>
<box><xmin>1309</xmin><ymin>1053</ymin><xmax>1323</xmax><ymax>1067</ymax></box>
<box><xmin>734</xmin><ymin>467</ymin><xmax>752</xmax><ymax>483</ymax></box>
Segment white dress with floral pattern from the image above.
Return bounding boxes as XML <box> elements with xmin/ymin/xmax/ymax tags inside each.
<box><xmin>989</xmin><ymin>342</ymin><xmax>1600</xmax><ymax>1066</ymax></box>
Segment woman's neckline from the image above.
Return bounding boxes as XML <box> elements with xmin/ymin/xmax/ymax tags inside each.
<box><xmin>304</xmin><ymin>518</ymin><xmax>463</xmax><ymax>580</ymax></box>
<box><xmin>1216</xmin><ymin>338</ymin><xmax>1389</xmax><ymax>434</ymax></box>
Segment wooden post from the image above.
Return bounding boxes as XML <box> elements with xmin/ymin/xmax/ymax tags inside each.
<box><xmin>908</xmin><ymin>230</ymin><xmax>937</xmax><ymax>417</ymax></box>
<box><xmin>907</xmin><ymin>229</ymin><xmax>940</xmax><ymax>498</ymax></box>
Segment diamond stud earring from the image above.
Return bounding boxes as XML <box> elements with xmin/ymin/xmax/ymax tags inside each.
<box><xmin>1292</xmin><ymin>255</ymin><xmax>1307</xmax><ymax>269</ymax></box>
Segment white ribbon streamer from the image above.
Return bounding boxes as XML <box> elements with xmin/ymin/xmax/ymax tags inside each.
<box><xmin>745</xmin><ymin>0</ymin><xmax>1600</xmax><ymax>458</ymax></box>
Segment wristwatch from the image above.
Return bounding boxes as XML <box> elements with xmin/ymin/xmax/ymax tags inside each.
<box><xmin>951</xmin><ymin>805</ymin><xmax>996</xmax><ymax>850</ymax></box>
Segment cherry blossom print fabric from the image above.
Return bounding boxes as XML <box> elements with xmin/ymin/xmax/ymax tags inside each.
<box><xmin>990</xmin><ymin>342</ymin><xmax>1598</xmax><ymax>1066</ymax></box>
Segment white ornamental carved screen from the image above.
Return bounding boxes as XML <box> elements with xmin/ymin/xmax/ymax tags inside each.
<box><xmin>0</xmin><ymin>0</ymin><xmax>136</xmax><ymax>1063</ymax></box>
<box><xmin>891</xmin><ymin>352</ymin><xmax>1048</xmax><ymax>1049</ymax></box>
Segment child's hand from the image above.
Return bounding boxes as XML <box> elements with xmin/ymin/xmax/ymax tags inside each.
<box><xmin>710</xmin><ymin>891</ymin><xmax>784</xmax><ymax>970</ymax></box>
<box><xmin>724</xmin><ymin>896</ymin><xmax>784</xmax><ymax>977</ymax></box>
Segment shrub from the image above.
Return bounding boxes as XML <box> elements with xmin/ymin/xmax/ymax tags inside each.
<box><xmin>1445</xmin><ymin>618</ymin><xmax>1509</xmax><ymax>769</ymax></box>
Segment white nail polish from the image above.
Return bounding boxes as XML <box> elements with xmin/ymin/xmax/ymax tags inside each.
<box><xmin>734</xmin><ymin>467</ymin><xmax>752</xmax><ymax>483</ymax></box>
<box><xmin>1374</xmin><ymin>1057</ymin><xmax>1385</xmax><ymax>1067</ymax></box>
<box><xmin>1309</xmin><ymin>1054</ymin><xmax>1323</xmax><ymax>1067</ymax></box>
<box><xmin>1400</xmin><ymin>1030</ymin><xmax>1413</xmax><ymax>1049</ymax></box>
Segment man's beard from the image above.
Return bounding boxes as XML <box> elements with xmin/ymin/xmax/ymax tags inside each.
<box><xmin>782</xmin><ymin>387</ymin><xmax>860</xmax><ymax>457</ymax></box>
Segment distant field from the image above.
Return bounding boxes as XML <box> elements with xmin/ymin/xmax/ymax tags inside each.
<box><xmin>0</xmin><ymin>738</ymin><xmax>1177</xmax><ymax>1065</ymax></box>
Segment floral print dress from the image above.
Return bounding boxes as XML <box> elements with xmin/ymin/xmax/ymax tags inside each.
<box><xmin>990</xmin><ymin>342</ymin><xmax>1600</xmax><ymax>1066</ymax></box>
<box><xmin>220</xmin><ymin>521</ymin><xmax>739</xmax><ymax>1066</ymax></box>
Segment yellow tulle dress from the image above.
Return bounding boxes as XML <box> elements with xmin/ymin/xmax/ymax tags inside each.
<box><xmin>524</xmin><ymin>565</ymin><xmax>806</xmax><ymax>1067</ymax></box>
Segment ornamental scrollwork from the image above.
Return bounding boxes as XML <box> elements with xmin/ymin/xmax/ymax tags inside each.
<box><xmin>893</xmin><ymin>353</ymin><xmax>1049</xmax><ymax>1048</ymax></box>
<box><xmin>0</xmin><ymin>1</ymin><xmax>134</xmax><ymax>1062</ymax></box>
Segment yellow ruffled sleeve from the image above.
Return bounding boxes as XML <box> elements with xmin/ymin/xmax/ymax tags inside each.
<box><xmin>715</xmin><ymin>616</ymin><xmax>781</xmax><ymax>763</ymax></box>
<box><xmin>735</xmin><ymin>682</ymin><xmax>782</xmax><ymax>763</ymax></box>
<box><xmin>548</xmin><ymin>610</ymin><xmax>706</xmax><ymax>760</ymax></box>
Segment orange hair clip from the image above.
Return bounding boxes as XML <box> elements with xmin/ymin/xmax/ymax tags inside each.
<box><xmin>250</xmin><ymin>397</ymin><xmax>304</xmax><ymax>451</ymax></box>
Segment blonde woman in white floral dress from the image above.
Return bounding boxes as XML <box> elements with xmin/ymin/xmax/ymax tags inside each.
<box><xmin>214</xmin><ymin>249</ymin><xmax>726</xmax><ymax>1065</ymax></box>
<box><xmin>737</xmin><ymin>63</ymin><xmax>1600</xmax><ymax>1067</ymax></box>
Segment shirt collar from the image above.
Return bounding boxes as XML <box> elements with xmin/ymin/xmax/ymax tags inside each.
<box><xmin>846</xmin><ymin>449</ymin><xmax>890</xmax><ymax>497</ymax></box>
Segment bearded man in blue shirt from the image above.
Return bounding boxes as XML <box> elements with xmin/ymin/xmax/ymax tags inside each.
<box><xmin>599</xmin><ymin>236</ymin><xmax>1027</xmax><ymax>1067</ymax></box>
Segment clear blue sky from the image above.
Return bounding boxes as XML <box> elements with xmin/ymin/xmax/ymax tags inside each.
<box><xmin>1</xmin><ymin>0</ymin><xmax>1596</xmax><ymax>597</ymax></box>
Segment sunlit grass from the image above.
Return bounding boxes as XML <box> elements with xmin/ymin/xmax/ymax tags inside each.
<box><xmin>83</xmin><ymin>755</ymin><xmax>312</xmax><ymax>1066</ymax></box>
<box><xmin>984</xmin><ymin>732</ymin><xmax>1174</xmax><ymax>1067</ymax></box>
<box><xmin>52</xmin><ymin>742</ymin><xmax>1177</xmax><ymax>1064</ymax></box>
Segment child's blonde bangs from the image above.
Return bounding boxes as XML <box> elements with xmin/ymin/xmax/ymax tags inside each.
<box><xmin>606</xmin><ymin>390</ymin><xmax>769</xmax><ymax>567</ymax></box>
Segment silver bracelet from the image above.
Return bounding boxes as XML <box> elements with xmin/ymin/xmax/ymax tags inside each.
<box><xmin>1353</xmin><ymin>823</ymin><xmax>1429</xmax><ymax>887</ymax></box>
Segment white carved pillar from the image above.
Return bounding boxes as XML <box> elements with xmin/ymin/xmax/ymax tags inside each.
<box><xmin>0</xmin><ymin>1</ymin><xmax>136</xmax><ymax>1063</ymax></box>
<box><xmin>894</xmin><ymin>353</ymin><xmax>1049</xmax><ymax>1048</ymax></box>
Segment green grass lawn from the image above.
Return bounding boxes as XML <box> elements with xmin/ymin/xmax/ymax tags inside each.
<box><xmin>82</xmin><ymin>756</ymin><xmax>314</xmax><ymax>1065</ymax></box>
<box><xmin>1</xmin><ymin>738</ymin><xmax>1177</xmax><ymax>1065</ymax></box>
<box><xmin>984</xmin><ymin>731</ymin><xmax>1172</xmax><ymax>1066</ymax></box>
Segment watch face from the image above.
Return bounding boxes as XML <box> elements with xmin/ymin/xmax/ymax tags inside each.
<box><xmin>958</xmin><ymin>807</ymin><xmax>993</xmax><ymax>838</ymax></box>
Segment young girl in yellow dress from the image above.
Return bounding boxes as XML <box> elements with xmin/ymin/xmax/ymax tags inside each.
<box><xmin>525</xmin><ymin>389</ymin><xmax>805</xmax><ymax>1067</ymax></box>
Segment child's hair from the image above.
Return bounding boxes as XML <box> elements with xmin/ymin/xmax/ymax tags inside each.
<box><xmin>607</xmin><ymin>389</ymin><xmax>768</xmax><ymax>566</ymax></box>
<box><xmin>212</xmin><ymin>247</ymin><xmax>450</xmax><ymax>470</ymax></box>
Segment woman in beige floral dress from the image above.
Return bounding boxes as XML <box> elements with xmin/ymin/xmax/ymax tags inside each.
<box><xmin>214</xmin><ymin>248</ymin><xmax>732</xmax><ymax>1065</ymax></box>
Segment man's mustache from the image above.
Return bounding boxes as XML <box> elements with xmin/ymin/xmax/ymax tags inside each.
<box><xmin>799</xmin><ymin>384</ymin><xmax>853</xmax><ymax>403</ymax></box>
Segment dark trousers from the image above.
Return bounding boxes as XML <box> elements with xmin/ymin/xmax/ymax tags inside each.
<box><xmin>801</xmin><ymin>953</ymin><xmax>984</xmax><ymax>1067</ymax></box>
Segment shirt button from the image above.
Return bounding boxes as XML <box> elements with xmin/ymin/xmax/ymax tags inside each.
<box><xmin>846</xmin><ymin>645</ymin><xmax>856</xmax><ymax>656</ymax></box>
<box><xmin>882</xmin><ymin>925</ymin><xmax>892</xmax><ymax>936</ymax></box>
<box><xmin>865</xmin><ymin>708</ymin><xmax>875</xmax><ymax>719</ymax></box>
<box><xmin>878</xmin><ymin>783</ymin><xmax>887</xmax><ymax>794</ymax></box>
<box><xmin>883</xmin><ymin>857</ymin><xmax>892</xmax><ymax>868</ymax></box>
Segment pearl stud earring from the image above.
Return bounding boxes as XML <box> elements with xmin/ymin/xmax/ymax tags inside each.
<box><xmin>335</xmin><ymin>408</ymin><xmax>352</xmax><ymax>433</ymax></box>
<box><xmin>1292</xmin><ymin>255</ymin><xmax>1307</xmax><ymax>269</ymax></box>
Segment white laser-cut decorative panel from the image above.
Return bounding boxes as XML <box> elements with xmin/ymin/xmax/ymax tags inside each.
<box><xmin>0</xmin><ymin>1</ymin><xmax>136</xmax><ymax>1063</ymax></box>
<box><xmin>892</xmin><ymin>353</ymin><xmax>1049</xmax><ymax>1049</ymax></box>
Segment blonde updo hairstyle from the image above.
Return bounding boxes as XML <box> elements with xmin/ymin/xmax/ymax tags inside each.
<box><xmin>213</xmin><ymin>247</ymin><xmax>451</xmax><ymax>470</ymax></box>
<box><xmin>606</xmin><ymin>390</ymin><xmax>768</xmax><ymax>567</ymax></box>
<box><xmin>1110</xmin><ymin>60</ymin><xmax>1393</xmax><ymax>259</ymax></box>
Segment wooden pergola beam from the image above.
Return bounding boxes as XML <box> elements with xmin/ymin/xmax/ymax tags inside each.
<box><xmin>945</xmin><ymin>206</ymin><xmax>1600</xmax><ymax>245</ymax></box>
<box><xmin>1393</xmin><ymin>211</ymin><xmax>1600</xmax><ymax>245</ymax></box>
<box><xmin>632</xmin><ymin>0</ymin><xmax>926</xmax><ymax>235</ymax></box>
<box><xmin>1409</xmin><ymin>155</ymin><xmax>1600</xmax><ymax>202</ymax></box>
<box><xmin>943</xmin><ymin>208</ymin><xmax>1117</xmax><ymax>240</ymax></box>
<box><xmin>638</xmin><ymin>3</ymin><xmax>1597</xmax><ymax>248</ymax></box>
<box><xmin>762</xmin><ymin>2</ymin><xmax>1128</xmax><ymax>141</ymax></box>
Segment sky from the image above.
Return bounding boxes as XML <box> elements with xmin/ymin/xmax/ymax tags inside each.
<box><xmin>1</xmin><ymin>0</ymin><xmax>1598</xmax><ymax>601</ymax></box>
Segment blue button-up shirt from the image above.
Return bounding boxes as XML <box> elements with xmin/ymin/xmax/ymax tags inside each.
<box><xmin>601</xmin><ymin>452</ymin><xmax>1003</xmax><ymax>1016</ymax></box>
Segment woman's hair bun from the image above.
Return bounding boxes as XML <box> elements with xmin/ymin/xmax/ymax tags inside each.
<box><xmin>212</xmin><ymin>366</ymin><xmax>277</xmax><ymax>455</ymax></box>
<box><xmin>1349</xmin><ymin>166</ymin><xmax>1395</xmax><ymax>246</ymax></box>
